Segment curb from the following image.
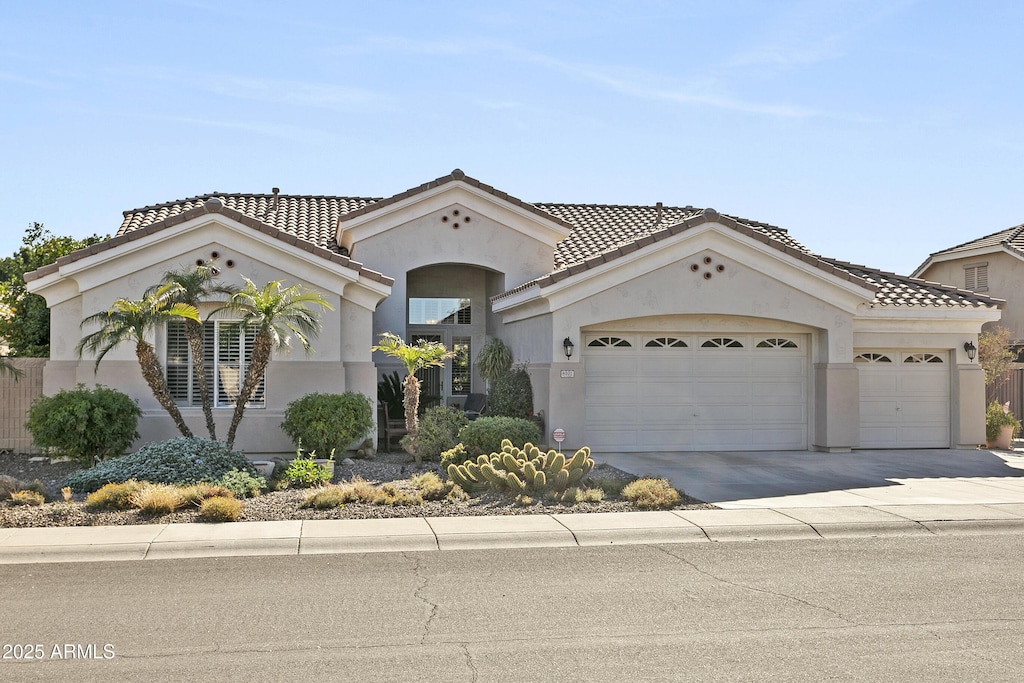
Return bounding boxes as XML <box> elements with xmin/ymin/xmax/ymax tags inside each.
<box><xmin>4</xmin><ymin>504</ymin><xmax>1024</xmax><ymax>564</ymax></box>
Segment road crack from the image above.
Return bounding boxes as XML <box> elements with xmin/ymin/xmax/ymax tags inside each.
<box><xmin>653</xmin><ymin>545</ymin><xmax>859</xmax><ymax>626</ymax></box>
<box><xmin>403</xmin><ymin>551</ymin><xmax>440</xmax><ymax>644</ymax></box>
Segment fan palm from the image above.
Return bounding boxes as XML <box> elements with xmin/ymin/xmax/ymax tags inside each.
<box><xmin>77</xmin><ymin>293</ymin><xmax>200</xmax><ymax>437</ymax></box>
<box><xmin>149</xmin><ymin>262</ymin><xmax>236</xmax><ymax>440</ymax></box>
<box><xmin>219</xmin><ymin>278</ymin><xmax>332</xmax><ymax>448</ymax></box>
<box><xmin>0</xmin><ymin>357</ymin><xmax>23</xmax><ymax>380</ymax></box>
<box><xmin>371</xmin><ymin>332</ymin><xmax>452</xmax><ymax>465</ymax></box>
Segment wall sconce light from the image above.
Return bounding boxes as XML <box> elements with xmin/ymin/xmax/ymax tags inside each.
<box><xmin>563</xmin><ymin>337</ymin><xmax>575</xmax><ymax>360</ymax></box>
<box><xmin>964</xmin><ymin>341</ymin><xmax>977</xmax><ymax>361</ymax></box>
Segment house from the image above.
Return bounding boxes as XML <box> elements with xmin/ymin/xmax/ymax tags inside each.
<box><xmin>912</xmin><ymin>223</ymin><xmax>1024</xmax><ymax>344</ymax></box>
<box><xmin>25</xmin><ymin>170</ymin><xmax>1001</xmax><ymax>457</ymax></box>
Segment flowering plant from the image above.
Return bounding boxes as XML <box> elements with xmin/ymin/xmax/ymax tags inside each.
<box><xmin>985</xmin><ymin>401</ymin><xmax>1021</xmax><ymax>441</ymax></box>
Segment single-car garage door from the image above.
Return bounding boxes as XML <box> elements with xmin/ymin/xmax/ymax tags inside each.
<box><xmin>856</xmin><ymin>351</ymin><xmax>950</xmax><ymax>448</ymax></box>
<box><xmin>584</xmin><ymin>333</ymin><xmax>808</xmax><ymax>451</ymax></box>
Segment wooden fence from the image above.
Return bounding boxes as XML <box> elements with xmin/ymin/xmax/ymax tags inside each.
<box><xmin>0</xmin><ymin>358</ymin><xmax>45</xmax><ymax>453</ymax></box>
<box><xmin>987</xmin><ymin>367</ymin><xmax>1024</xmax><ymax>420</ymax></box>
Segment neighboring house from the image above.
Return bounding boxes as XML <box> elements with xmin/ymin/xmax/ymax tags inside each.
<box><xmin>25</xmin><ymin>170</ymin><xmax>1000</xmax><ymax>457</ymax></box>
<box><xmin>912</xmin><ymin>223</ymin><xmax>1024</xmax><ymax>344</ymax></box>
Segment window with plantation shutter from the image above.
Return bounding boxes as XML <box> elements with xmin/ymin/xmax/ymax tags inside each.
<box><xmin>165</xmin><ymin>320</ymin><xmax>264</xmax><ymax>408</ymax></box>
<box><xmin>964</xmin><ymin>263</ymin><xmax>988</xmax><ymax>292</ymax></box>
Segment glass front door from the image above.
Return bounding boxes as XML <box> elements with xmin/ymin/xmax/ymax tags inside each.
<box><xmin>410</xmin><ymin>331</ymin><xmax>472</xmax><ymax>409</ymax></box>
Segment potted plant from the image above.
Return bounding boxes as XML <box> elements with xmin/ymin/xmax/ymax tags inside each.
<box><xmin>985</xmin><ymin>401</ymin><xmax>1021</xmax><ymax>449</ymax></box>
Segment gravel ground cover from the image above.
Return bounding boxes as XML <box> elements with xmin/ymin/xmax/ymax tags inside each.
<box><xmin>0</xmin><ymin>451</ymin><xmax>714</xmax><ymax>528</ymax></box>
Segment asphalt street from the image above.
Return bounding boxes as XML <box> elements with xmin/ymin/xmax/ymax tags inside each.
<box><xmin>2</xmin><ymin>534</ymin><xmax>1023</xmax><ymax>682</ymax></box>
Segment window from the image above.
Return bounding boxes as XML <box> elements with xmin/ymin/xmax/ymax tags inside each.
<box><xmin>701</xmin><ymin>337</ymin><xmax>743</xmax><ymax>348</ymax></box>
<box><xmin>451</xmin><ymin>337</ymin><xmax>471</xmax><ymax>395</ymax></box>
<box><xmin>408</xmin><ymin>298</ymin><xmax>471</xmax><ymax>325</ymax></box>
<box><xmin>166</xmin><ymin>320</ymin><xmax>265</xmax><ymax>408</ymax></box>
<box><xmin>756</xmin><ymin>338</ymin><xmax>798</xmax><ymax>349</ymax></box>
<box><xmin>645</xmin><ymin>337</ymin><xmax>688</xmax><ymax>348</ymax></box>
<box><xmin>854</xmin><ymin>353</ymin><xmax>892</xmax><ymax>363</ymax></box>
<box><xmin>964</xmin><ymin>263</ymin><xmax>988</xmax><ymax>291</ymax></box>
<box><xmin>587</xmin><ymin>336</ymin><xmax>632</xmax><ymax>348</ymax></box>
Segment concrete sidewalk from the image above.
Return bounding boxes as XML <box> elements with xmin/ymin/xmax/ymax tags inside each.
<box><xmin>3</xmin><ymin>503</ymin><xmax>1024</xmax><ymax>564</ymax></box>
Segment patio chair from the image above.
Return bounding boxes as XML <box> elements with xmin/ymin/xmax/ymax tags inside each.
<box><xmin>462</xmin><ymin>393</ymin><xmax>487</xmax><ymax>421</ymax></box>
<box><xmin>382</xmin><ymin>403</ymin><xmax>408</xmax><ymax>452</ymax></box>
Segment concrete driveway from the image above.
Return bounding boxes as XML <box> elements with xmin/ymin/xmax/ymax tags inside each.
<box><xmin>598</xmin><ymin>448</ymin><xmax>1024</xmax><ymax>509</ymax></box>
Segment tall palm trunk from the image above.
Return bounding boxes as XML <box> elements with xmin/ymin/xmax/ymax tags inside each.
<box><xmin>136</xmin><ymin>340</ymin><xmax>193</xmax><ymax>437</ymax></box>
<box><xmin>225</xmin><ymin>332</ymin><xmax>272</xmax><ymax>448</ymax></box>
<box><xmin>403</xmin><ymin>373</ymin><xmax>421</xmax><ymax>465</ymax></box>
<box><xmin>184</xmin><ymin>318</ymin><xmax>217</xmax><ymax>440</ymax></box>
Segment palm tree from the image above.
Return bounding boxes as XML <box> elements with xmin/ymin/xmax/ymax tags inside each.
<box><xmin>77</xmin><ymin>293</ymin><xmax>200</xmax><ymax>437</ymax></box>
<box><xmin>149</xmin><ymin>262</ymin><xmax>236</xmax><ymax>440</ymax></box>
<box><xmin>371</xmin><ymin>332</ymin><xmax>452</xmax><ymax>465</ymax></box>
<box><xmin>220</xmin><ymin>278</ymin><xmax>332</xmax><ymax>449</ymax></box>
<box><xmin>0</xmin><ymin>357</ymin><xmax>23</xmax><ymax>380</ymax></box>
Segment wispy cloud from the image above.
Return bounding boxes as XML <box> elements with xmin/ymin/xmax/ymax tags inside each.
<box><xmin>202</xmin><ymin>76</ymin><xmax>380</xmax><ymax>110</ymax></box>
<box><xmin>156</xmin><ymin>116</ymin><xmax>337</xmax><ymax>144</ymax></box>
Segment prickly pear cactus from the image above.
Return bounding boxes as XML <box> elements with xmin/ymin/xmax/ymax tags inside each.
<box><xmin>444</xmin><ymin>439</ymin><xmax>594</xmax><ymax>498</ymax></box>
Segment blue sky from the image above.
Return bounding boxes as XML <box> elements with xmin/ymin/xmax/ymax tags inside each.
<box><xmin>2</xmin><ymin>0</ymin><xmax>1022</xmax><ymax>277</ymax></box>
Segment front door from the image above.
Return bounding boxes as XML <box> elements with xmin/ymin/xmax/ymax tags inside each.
<box><xmin>410</xmin><ymin>331</ymin><xmax>473</xmax><ymax>410</ymax></box>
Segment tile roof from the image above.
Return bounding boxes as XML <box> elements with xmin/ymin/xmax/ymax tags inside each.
<box><xmin>34</xmin><ymin>172</ymin><xmax>999</xmax><ymax>311</ymax></box>
<box><xmin>119</xmin><ymin>193</ymin><xmax>380</xmax><ymax>252</ymax></box>
<box><xmin>824</xmin><ymin>259</ymin><xmax>1003</xmax><ymax>309</ymax></box>
<box><xmin>925</xmin><ymin>222</ymin><xmax>1024</xmax><ymax>258</ymax></box>
<box><xmin>27</xmin><ymin>198</ymin><xmax>394</xmax><ymax>286</ymax></box>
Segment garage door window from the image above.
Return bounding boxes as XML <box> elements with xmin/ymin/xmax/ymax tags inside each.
<box><xmin>854</xmin><ymin>353</ymin><xmax>892</xmax><ymax>363</ymax></box>
<box><xmin>588</xmin><ymin>336</ymin><xmax>632</xmax><ymax>348</ymax></box>
<box><xmin>645</xmin><ymin>337</ymin><xmax>687</xmax><ymax>348</ymax></box>
<box><xmin>904</xmin><ymin>353</ymin><xmax>943</xmax><ymax>363</ymax></box>
<box><xmin>701</xmin><ymin>337</ymin><xmax>743</xmax><ymax>348</ymax></box>
<box><xmin>756</xmin><ymin>338</ymin><xmax>798</xmax><ymax>349</ymax></box>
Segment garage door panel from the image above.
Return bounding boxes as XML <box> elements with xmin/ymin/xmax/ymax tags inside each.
<box><xmin>643</xmin><ymin>406</ymin><xmax>695</xmax><ymax>423</ymax></box>
<box><xmin>697</xmin><ymin>358</ymin><xmax>751</xmax><ymax>375</ymax></box>
<box><xmin>859</xmin><ymin>427</ymin><xmax>898</xmax><ymax>448</ymax></box>
<box><xmin>752</xmin><ymin>404</ymin><xmax>805</xmax><ymax>422</ymax></box>
<box><xmin>751</xmin><ymin>357</ymin><xmax>806</xmax><ymax>375</ymax></box>
<box><xmin>696</xmin><ymin>381</ymin><xmax>753</xmax><ymax>401</ymax></box>
<box><xmin>639</xmin><ymin>358</ymin><xmax>692</xmax><ymax>376</ymax></box>
<box><xmin>751</xmin><ymin>381</ymin><xmax>803</xmax><ymax>400</ymax></box>
<box><xmin>644</xmin><ymin>381</ymin><xmax>696</xmax><ymax>401</ymax></box>
<box><xmin>586</xmin><ymin>429</ymin><xmax>638</xmax><ymax>449</ymax></box>
<box><xmin>860</xmin><ymin>400</ymin><xmax>900</xmax><ymax>422</ymax></box>
<box><xmin>860</xmin><ymin>374</ymin><xmax>899</xmax><ymax>393</ymax></box>
<box><xmin>586</xmin><ymin>357</ymin><xmax>637</xmax><ymax>377</ymax></box>
<box><xmin>899</xmin><ymin>374</ymin><xmax>948</xmax><ymax>394</ymax></box>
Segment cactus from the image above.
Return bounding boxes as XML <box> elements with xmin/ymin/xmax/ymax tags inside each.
<box><xmin>444</xmin><ymin>439</ymin><xmax>596</xmax><ymax>499</ymax></box>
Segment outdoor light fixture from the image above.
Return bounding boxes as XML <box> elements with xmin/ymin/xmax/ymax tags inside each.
<box><xmin>964</xmin><ymin>341</ymin><xmax>977</xmax><ymax>361</ymax></box>
<box><xmin>563</xmin><ymin>337</ymin><xmax>575</xmax><ymax>359</ymax></box>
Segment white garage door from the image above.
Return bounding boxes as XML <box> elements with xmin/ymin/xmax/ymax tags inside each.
<box><xmin>584</xmin><ymin>333</ymin><xmax>807</xmax><ymax>451</ymax></box>
<box><xmin>856</xmin><ymin>351</ymin><xmax>950</xmax><ymax>448</ymax></box>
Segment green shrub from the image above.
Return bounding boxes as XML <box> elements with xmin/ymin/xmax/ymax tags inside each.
<box><xmin>9</xmin><ymin>489</ymin><xmax>45</xmax><ymax>506</ymax></box>
<box><xmin>63</xmin><ymin>438</ymin><xmax>257</xmax><ymax>493</ymax></box>
<box><xmin>85</xmin><ymin>480</ymin><xmax>147</xmax><ymax>510</ymax></box>
<box><xmin>417</xmin><ymin>405</ymin><xmax>468</xmax><ymax>461</ymax></box>
<box><xmin>621</xmin><ymin>478</ymin><xmax>682</xmax><ymax>510</ymax></box>
<box><xmin>440</xmin><ymin>444</ymin><xmax>470</xmax><ymax>470</ymax></box>
<box><xmin>197</xmin><ymin>496</ymin><xmax>243</xmax><ymax>522</ymax></box>
<box><xmin>458</xmin><ymin>417</ymin><xmax>541</xmax><ymax>456</ymax></box>
<box><xmin>281</xmin><ymin>392</ymin><xmax>374</xmax><ymax>456</ymax></box>
<box><xmin>986</xmin><ymin>400</ymin><xmax>1022</xmax><ymax>441</ymax></box>
<box><xmin>586</xmin><ymin>476</ymin><xmax>630</xmax><ymax>497</ymax></box>
<box><xmin>284</xmin><ymin>455</ymin><xmax>331</xmax><ymax>488</ymax></box>
<box><xmin>26</xmin><ymin>384</ymin><xmax>141</xmax><ymax>466</ymax></box>
<box><xmin>130</xmin><ymin>484</ymin><xmax>185</xmax><ymax>515</ymax></box>
<box><xmin>488</xmin><ymin>366</ymin><xmax>533</xmax><ymax>418</ymax></box>
<box><xmin>213</xmin><ymin>468</ymin><xmax>266</xmax><ymax>498</ymax></box>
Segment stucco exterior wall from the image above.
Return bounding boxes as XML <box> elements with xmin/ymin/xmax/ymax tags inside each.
<box><xmin>30</xmin><ymin>217</ymin><xmax>386</xmax><ymax>456</ymax></box>
<box><xmin>919</xmin><ymin>251</ymin><xmax>1023</xmax><ymax>338</ymax></box>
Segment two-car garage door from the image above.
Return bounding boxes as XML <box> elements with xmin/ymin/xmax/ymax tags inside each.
<box><xmin>584</xmin><ymin>333</ymin><xmax>808</xmax><ymax>451</ymax></box>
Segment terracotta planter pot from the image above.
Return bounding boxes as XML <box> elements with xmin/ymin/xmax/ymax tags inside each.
<box><xmin>986</xmin><ymin>424</ymin><xmax>1015</xmax><ymax>450</ymax></box>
